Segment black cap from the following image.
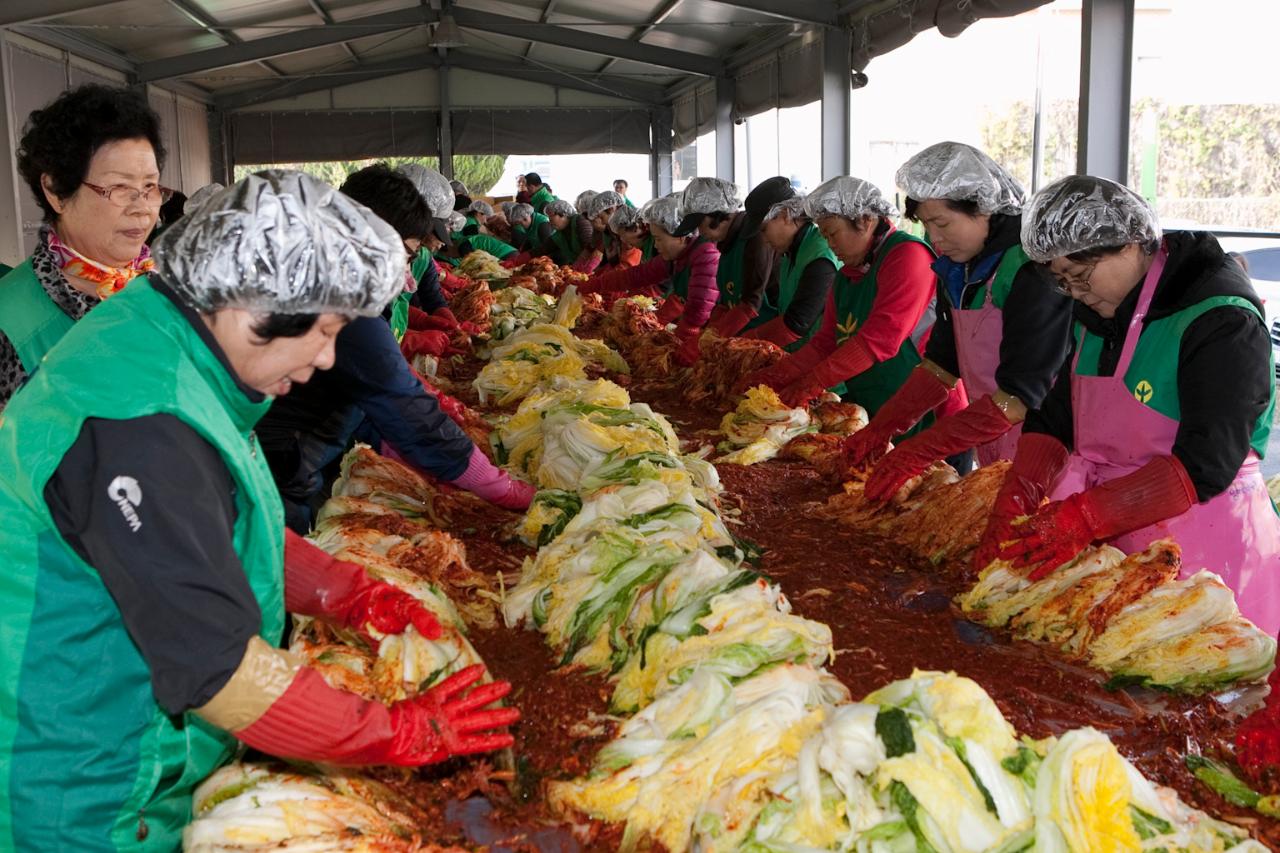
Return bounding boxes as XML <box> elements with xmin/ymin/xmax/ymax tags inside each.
<box><xmin>671</xmin><ymin>211</ymin><xmax>705</xmax><ymax>238</ymax></box>
<box><xmin>740</xmin><ymin>176</ymin><xmax>796</xmax><ymax>239</ymax></box>
<box><xmin>453</xmin><ymin>195</ymin><xmax>472</xmax><ymax>212</ymax></box>
<box><xmin>430</xmin><ymin>217</ymin><xmax>453</xmax><ymax>248</ymax></box>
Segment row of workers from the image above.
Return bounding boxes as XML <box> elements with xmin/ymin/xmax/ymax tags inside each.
<box><xmin>571</xmin><ymin>146</ymin><xmax>1278</xmax><ymax>637</ymax></box>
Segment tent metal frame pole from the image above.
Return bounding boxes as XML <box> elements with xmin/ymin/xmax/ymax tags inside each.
<box><xmin>714</xmin><ymin>76</ymin><xmax>735</xmax><ymax>181</ymax></box>
<box><xmin>1076</xmin><ymin>0</ymin><xmax>1134</xmax><ymax>182</ymax></box>
<box><xmin>439</xmin><ymin>64</ymin><xmax>453</xmax><ymax>180</ymax></box>
<box><xmin>651</xmin><ymin>107</ymin><xmax>673</xmax><ymax>198</ymax></box>
<box><xmin>820</xmin><ymin>27</ymin><xmax>851</xmax><ymax>181</ymax></box>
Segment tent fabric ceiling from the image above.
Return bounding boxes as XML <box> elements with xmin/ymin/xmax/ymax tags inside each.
<box><xmin>452</xmin><ymin>108</ymin><xmax>653</xmax><ymax>155</ymax></box>
<box><xmin>4</xmin><ymin>0</ymin><xmax>1054</xmax><ymax>162</ymax></box>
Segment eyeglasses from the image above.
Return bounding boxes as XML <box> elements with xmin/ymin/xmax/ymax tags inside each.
<box><xmin>82</xmin><ymin>181</ymin><xmax>174</xmax><ymax>208</ymax></box>
<box><xmin>1044</xmin><ymin>259</ymin><xmax>1097</xmax><ymax>296</ymax></box>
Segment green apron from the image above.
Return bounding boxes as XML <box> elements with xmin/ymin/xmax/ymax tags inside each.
<box><xmin>755</xmin><ymin>223</ymin><xmax>840</xmax><ymax>352</ymax></box>
<box><xmin>529</xmin><ymin>185</ymin><xmax>557</xmax><ymax>214</ymax></box>
<box><xmin>961</xmin><ymin>244</ymin><xmax>1029</xmax><ymax>311</ymax></box>
<box><xmin>714</xmin><ymin>231</ymin><xmax>748</xmax><ymax>307</ymax></box>
<box><xmin>465</xmin><ymin>233</ymin><xmax>517</xmax><ymax>260</ymax></box>
<box><xmin>0</xmin><ymin>260</ymin><xmax>75</xmax><ymax>372</ymax></box>
<box><xmin>550</xmin><ymin>216</ymin><xmax>585</xmax><ymax>264</ymax></box>
<box><xmin>832</xmin><ymin>230</ymin><xmax>936</xmax><ymax>421</ymax></box>
<box><xmin>640</xmin><ymin>234</ymin><xmax>656</xmax><ymax>263</ymax></box>
<box><xmin>1074</xmin><ymin>294</ymin><xmax>1273</xmax><ymax>457</ymax></box>
<box><xmin>624</xmin><ymin>197</ymin><xmax>636</xmax><ymax>209</ymax></box>
<box><xmin>666</xmin><ymin>237</ymin><xmax>710</xmax><ymax>299</ymax></box>
<box><xmin>514</xmin><ymin>212</ymin><xmax>550</xmax><ymax>253</ymax></box>
<box><xmin>0</xmin><ymin>279</ymin><xmax>286</xmax><ymax>851</ymax></box>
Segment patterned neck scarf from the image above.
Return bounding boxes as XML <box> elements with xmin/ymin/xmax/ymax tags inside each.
<box><xmin>45</xmin><ymin>228</ymin><xmax>155</xmax><ymax>299</ymax></box>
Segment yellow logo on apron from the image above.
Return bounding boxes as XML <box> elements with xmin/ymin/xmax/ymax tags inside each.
<box><xmin>836</xmin><ymin>313</ymin><xmax>859</xmax><ymax>343</ymax></box>
<box><xmin>1134</xmin><ymin>380</ymin><xmax>1154</xmax><ymax>404</ymax></box>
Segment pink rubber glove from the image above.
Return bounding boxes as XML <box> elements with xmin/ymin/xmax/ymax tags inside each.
<box><xmin>449</xmin><ymin>446</ymin><xmax>535</xmax><ymax>510</ymax></box>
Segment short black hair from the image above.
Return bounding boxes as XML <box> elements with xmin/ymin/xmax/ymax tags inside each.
<box><xmin>158</xmin><ymin>190</ymin><xmax>187</xmax><ymax>226</ymax></box>
<box><xmin>339</xmin><ymin>162</ymin><xmax>431</xmax><ymax>241</ymax></box>
<box><xmin>614</xmin><ymin>178</ymin><xmax>628</xmax><ymax>188</ymax></box>
<box><xmin>17</xmin><ymin>84</ymin><xmax>167</xmax><ymax>222</ymax></box>
<box><xmin>251</xmin><ymin>312</ymin><xmax>319</xmax><ymax>340</ymax></box>
<box><xmin>903</xmin><ymin>196</ymin><xmax>982</xmax><ymax>222</ymax></box>
<box><xmin>1066</xmin><ymin>238</ymin><xmax>1161</xmax><ymax>263</ymax></box>
<box><xmin>704</xmin><ymin>211</ymin><xmax>733</xmax><ymax>228</ymax></box>
<box><xmin>525</xmin><ymin>172</ymin><xmax>543</xmax><ymax>187</ymax></box>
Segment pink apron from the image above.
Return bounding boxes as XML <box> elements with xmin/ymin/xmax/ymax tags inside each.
<box><xmin>1050</xmin><ymin>248</ymin><xmax>1280</xmax><ymax>634</ymax></box>
<box><xmin>952</xmin><ymin>276</ymin><xmax>1022</xmax><ymax>467</ymax></box>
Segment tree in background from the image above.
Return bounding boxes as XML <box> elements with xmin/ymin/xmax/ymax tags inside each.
<box><xmin>234</xmin><ymin>154</ymin><xmax>508</xmax><ymax>197</ymax></box>
<box><xmin>982</xmin><ymin>99</ymin><xmax>1280</xmax><ymax>229</ymax></box>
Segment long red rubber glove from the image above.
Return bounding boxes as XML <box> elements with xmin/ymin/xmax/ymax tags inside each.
<box><xmin>971</xmin><ymin>432</ymin><xmax>1070</xmax><ymax>572</ymax></box>
<box><xmin>655</xmin><ymin>294</ymin><xmax>685</xmax><ymax>325</ymax></box>
<box><xmin>672</xmin><ymin>319</ymin><xmax>704</xmax><ymax>367</ymax></box>
<box><xmin>864</xmin><ymin>394</ymin><xmax>1014</xmax><ymax>501</ymax></box>
<box><xmin>741</xmin><ymin>316</ymin><xmax>801</xmax><ymax>349</ymax></box>
<box><xmin>237</xmin><ymin>663</ymin><xmax>518</xmax><ymax>766</ymax></box>
<box><xmin>777</xmin><ymin>338</ymin><xmax>876</xmax><ymax>409</ymax></box>
<box><xmin>710</xmin><ymin>303</ymin><xmax>759</xmax><ymax>338</ymax></box>
<box><xmin>999</xmin><ymin>453</ymin><xmax>1196</xmax><ymax>580</ymax></box>
<box><xmin>843</xmin><ymin>367</ymin><xmax>952</xmax><ymax>468</ymax></box>
<box><xmin>400</xmin><ymin>329</ymin><xmax>454</xmax><ymax>361</ymax></box>
<box><xmin>580</xmin><ymin>256</ymin><xmax>669</xmax><ymax>297</ymax></box>
<box><xmin>284</xmin><ymin>529</ymin><xmax>442</xmax><ymax>644</ymax></box>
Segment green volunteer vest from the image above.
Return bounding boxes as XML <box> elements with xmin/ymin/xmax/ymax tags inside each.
<box><xmin>389</xmin><ymin>292</ymin><xmax>411</xmax><ymax>342</ymax></box>
<box><xmin>641</xmin><ymin>234</ymin><xmax>656</xmax><ymax>263</ymax></box>
<box><xmin>756</xmin><ymin>223</ymin><xmax>841</xmax><ymax>352</ymax></box>
<box><xmin>963</xmin><ymin>244</ymin><xmax>1031</xmax><ymax>311</ymax></box>
<box><xmin>1074</xmin><ymin>294</ymin><xmax>1274</xmax><ymax>457</ymax></box>
<box><xmin>514</xmin><ymin>213</ymin><xmax>551</xmax><ymax>253</ymax></box>
<box><xmin>715</xmin><ymin>231</ymin><xmax>748</xmax><ymax>306</ymax></box>
<box><xmin>0</xmin><ymin>279</ymin><xmax>286</xmax><ymax>851</ymax></box>
<box><xmin>467</xmin><ymin>233</ymin><xmax>517</xmax><ymax>260</ymax></box>
<box><xmin>530</xmin><ymin>185</ymin><xmax>557</xmax><ymax>214</ymax></box>
<box><xmin>550</xmin><ymin>216</ymin><xmax>585</xmax><ymax>263</ymax></box>
<box><xmin>0</xmin><ymin>260</ymin><xmax>75</xmax><ymax>372</ymax></box>
<box><xmin>832</xmin><ymin>230</ymin><xmax>935</xmax><ymax>418</ymax></box>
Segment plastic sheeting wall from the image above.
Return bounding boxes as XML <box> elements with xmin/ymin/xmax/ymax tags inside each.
<box><xmin>451</xmin><ymin>109</ymin><xmax>651</xmax><ymax>155</ymax></box>
<box><xmin>230</xmin><ymin>110</ymin><xmax>440</xmax><ymax>163</ymax></box>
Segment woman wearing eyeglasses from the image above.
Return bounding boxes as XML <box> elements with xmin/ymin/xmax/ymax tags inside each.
<box><xmin>977</xmin><ymin>175</ymin><xmax>1280</xmax><ymax>633</ymax></box>
<box><xmin>0</xmin><ymin>85</ymin><xmax>171</xmax><ymax>408</ymax></box>
<box><xmin>847</xmin><ymin>142</ymin><xmax>1073</xmax><ymax>500</ymax></box>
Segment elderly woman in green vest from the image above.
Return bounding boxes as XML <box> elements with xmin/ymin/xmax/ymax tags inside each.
<box><xmin>609</xmin><ymin>203</ymin><xmax>655</xmax><ymax>263</ymax></box>
<box><xmin>510</xmin><ymin>202</ymin><xmax>554</xmax><ymax>255</ymax></box>
<box><xmin>741</xmin><ymin>176</ymin><xmax>969</xmax><ymax>417</ymax></box>
<box><xmin>0</xmin><ymin>171</ymin><xmax>519</xmax><ymax>851</ymax></box>
<box><xmin>735</xmin><ymin>196</ymin><xmax>838</xmax><ymax>351</ymax></box>
<box><xmin>851</xmin><ymin>142</ymin><xmax>1073</xmax><ymax>503</ymax></box>
<box><xmin>0</xmin><ymin>84</ymin><xmax>170</xmax><ymax>408</ymax></box>
<box><xmin>545</xmin><ymin>198</ymin><xmax>603</xmax><ymax>272</ymax></box>
<box><xmin>674</xmin><ymin>176</ymin><xmax>786</xmax><ymax>337</ymax></box>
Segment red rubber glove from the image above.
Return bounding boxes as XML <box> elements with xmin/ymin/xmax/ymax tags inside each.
<box><xmin>400</xmin><ymin>329</ymin><xmax>453</xmax><ymax>361</ymax></box>
<box><xmin>999</xmin><ymin>454</ymin><xmax>1196</xmax><ymax>580</ymax></box>
<box><xmin>971</xmin><ymin>432</ymin><xmax>1070</xmax><ymax>572</ymax></box>
<box><xmin>778</xmin><ymin>338</ymin><xmax>876</xmax><ymax>409</ymax></box>
<box><xmin>1235</xmin><ymin>664</ymin><xmax>1280</xmax><ymax>786</ymax></box>
<box><xmin>284</xmin><ymin>530</ymin><xmax>442</xmax><ymax>644</ymax></box>
<box><xmin>237</xmin><ymin>663</ymin><xmax>518</xmax><ymax>766</ymax></box>
<box><xmin>581</xmin><ymin>256</ymin><xmax>669</xmax><ymax>298</ymax></box>
<box><xmin>843</xmin><ymin>367</ymin><xmax>952</xmax><ymax>468</ymax></box>
<box><xmin>433</xmin><ymin>306</ymin><xmax>460</xmax><ymax>327</ymax></box>
<box><xmin>710</xmin><ymin>303</ymin><xmax>759</xmax><ymax>338</ymax></box>
<box><xmin>741</xmin><ymin>316</ymin><xmax>801</xmax><ymax>349</ymax></box>
<box><xmin>655</xmin><ymin>294</ymin><xmax>685</xmax><ymax>325</ymax></box>
<box><xmin>864</xmin><ymin>394</ymin><xmax>1013</xmax><ymax>501</ymax></box>
<box><xmin>671</xmin><ymin>321</ymin><xmax>704</xmax><ymax>367</ymax></box>
<box><xmin>449</xmin><ymin>446</ymin><xmax>536</xmax><ymax>511</ymax></box>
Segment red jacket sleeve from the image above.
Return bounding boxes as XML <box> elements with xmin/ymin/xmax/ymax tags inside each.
<box><xmin>845</xmin><ymin>240</ymin><xmax>936</xmax><ymax>362</ymax></box>
<box><xmin>675</xmin><ymin>240</ymin><xmax>721</xmax><ymax>328</ymax></box>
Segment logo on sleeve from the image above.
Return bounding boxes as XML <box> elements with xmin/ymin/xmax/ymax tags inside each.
<box><xmin>108</xmin><ymin>476</ymin><xmax>143</xmax><ymax>532</ymax></box>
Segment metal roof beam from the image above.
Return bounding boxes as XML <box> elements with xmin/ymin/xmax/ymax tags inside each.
<box><xmin>705</xmin><ymin>0</ymin><xmax>836</xmax><ymax>27</ymax></box>
<box><xmin>450</xmin><ymin>8</ymin><xmax>719</xmax><ymax>75</ymax></box>
<box><xmin>304</xmin><ymin>0</ymin><xmax>360</xmax><ymax>63</ymax></box>
<box><xmin>0</xmin><ymin>0</ymin><xmax>132</xmax><ymax>27</ymax></box>
<box><xmin>164</xmin><ymin>0</ymin><xmax>289</xmax><ymax>79</ymax></box>
<box><xmin>597</xmin><ymin>0</ymin><xmax>683</xmax><ymax>75</ymax></box>
<box><xmin>215</xmin><ymin>50</ymin><xmax>662</xmax><ymax>111</ymax></box>
<box><xmin>525</xmin><ymin>0</ymin><xmax>560</xmax><ymax>58</ymax></box>
<box><xmin>136</xmin><ymin>5</ymin><xmax>436</xmax><ymax>82</ymax></box>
